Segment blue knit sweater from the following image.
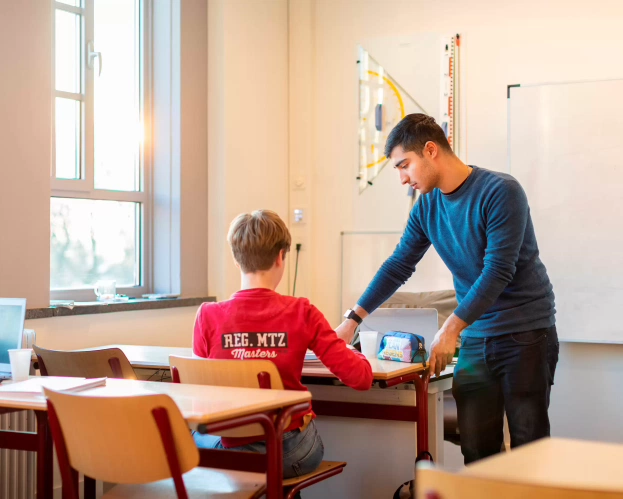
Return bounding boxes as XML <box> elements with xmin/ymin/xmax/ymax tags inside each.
<box><xmin>358</xmin><ymin>166</ymin><xmax>556</xmax><ymax>337</ymax></box>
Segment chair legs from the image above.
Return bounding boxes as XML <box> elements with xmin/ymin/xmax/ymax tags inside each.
<box><xmin>152</xmin><ymin>406</ymin><xmax>190</xmax><ymax>499</ymax></box>
<box><xmin>284</xmin><ymin>466</ymin><xmax>345</xmax><ymax>499</ymax></box>
<box><xmin>46</xmin><ymin>400</ymin><xmax>80</xmax><ymax>499</ymax></box>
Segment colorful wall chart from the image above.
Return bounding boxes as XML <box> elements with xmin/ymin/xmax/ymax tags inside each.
<box><xmin>357</xmin><ymin>35</ymin><xmax>460</xmax><ymax>194</ymax></box>
<box><xmin>357</xmin><ymin>47</ymin><xmax>424</xmax><ymax>193</ymax></box>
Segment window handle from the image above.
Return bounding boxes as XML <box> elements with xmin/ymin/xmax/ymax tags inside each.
<box><xmin>87</xmin><ymin>40</ymin><xmax>102</xmax><ymax>77</ymax></box>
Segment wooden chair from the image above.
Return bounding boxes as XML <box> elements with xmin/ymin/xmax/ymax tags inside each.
<box><xmin>33</xmin><ymin>345</ymin><xmax>138</xmax><ymax>379</ymax></box>
<box><xmin>170</xmin><ymin>356</ymin><xmax>347</xmax><ymax>499</ymax></box>
<box><xmin>416</xmin><ymin>461</ymin><xmax>621</xmax><ymax>499</ymax></box>
<box><xmin>44</xmin><ymin>387</ymin><xmax>266</xmax><ymax>499</ymax></box>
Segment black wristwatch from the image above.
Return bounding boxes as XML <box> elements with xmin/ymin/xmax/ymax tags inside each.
<box><xmin>344</xmin><ymin>309</ymin><xmax>363</xmax><ymax>325</ymax></box>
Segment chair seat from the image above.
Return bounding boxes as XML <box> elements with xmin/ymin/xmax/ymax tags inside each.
<box><xmin>103</xmin><ymin>467</ymin><xmax>266</xmax><ymax>499</ymax></box>
<box><xmin>283</xmin><ymin>461</ymin><xmax>346</xmax><ymax>487</ymax></box>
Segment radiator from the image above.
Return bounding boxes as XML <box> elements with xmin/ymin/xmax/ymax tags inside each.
<box><xmin>0</xmin><ymin>410</ymin><xmax>36</xmax><ymax>499</ymax></box>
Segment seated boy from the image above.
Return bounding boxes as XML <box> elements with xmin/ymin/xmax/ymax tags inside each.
<box><xmin>193</xmin><ymin>209</ymin><xmax>373</xmax><ymax>479</ymax></box>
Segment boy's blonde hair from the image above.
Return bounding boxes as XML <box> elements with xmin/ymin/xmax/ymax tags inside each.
<box><xmin>227</xmin><ymin>210</ymin><xmax>291</xmax><ymax>273</ymax></box>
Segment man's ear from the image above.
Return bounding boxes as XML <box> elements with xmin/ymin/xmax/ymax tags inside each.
<box><xmin>424</xmin><ymin>141</ymin><xmax>438</xmax><ymax>159</ymax></box>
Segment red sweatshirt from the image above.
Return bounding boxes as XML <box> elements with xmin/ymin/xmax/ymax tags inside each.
<box><xmin>193</xmin><ymin>288</ymin><xmax>373</xmax><ymax>446</ymax></box>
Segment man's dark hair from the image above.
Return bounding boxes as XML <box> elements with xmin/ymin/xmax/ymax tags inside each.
<box><xmin>384</xmin><ymin>113</ymin><xmax>453</xmax><ymax>158</ymax></box>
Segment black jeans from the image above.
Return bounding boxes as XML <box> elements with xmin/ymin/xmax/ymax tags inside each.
<box><xmin>452</xmin><ymin>325</ymin><xmax>559</xmax><ymax>464</ymax></box>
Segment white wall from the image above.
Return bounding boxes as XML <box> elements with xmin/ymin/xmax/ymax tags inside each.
<box><xmin>0</xmin><ymin>1</ymin><xmax>52</xmax><ymax>308</ymax></box>
<box><xmin>180</xmin><ymin>0</ymin><xmax>208</xmax><ymax>296</ymax></box>
<box><xmin>207</xmin><ymin>0</ymin><xmax>290</xmax><ymax>301</ymax></box>
<box><xmin>287</xmin><ymin>0</ymin><xmax>623</xmax><ymax>445</ymax></box>
<box><xmin>26</xmin><ymin>306</ymin><xmax>197</xmax><ymax>350</ymax></box>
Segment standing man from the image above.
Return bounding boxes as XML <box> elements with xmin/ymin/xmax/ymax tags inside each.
<box><xmin>337</xmin><ymin>113</ymin><xmax>558</xmax><ymax>464</ymax></box>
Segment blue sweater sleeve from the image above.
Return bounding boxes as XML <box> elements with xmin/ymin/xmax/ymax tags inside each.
<box><xmin>454</xmin><ymin>179</ymin><xmax>528</xmax><ymax>324</ymax></box>
<box><xmin>357</xmin><ymin>204</ymin><xmax>431</xmax><ymax>313</ymax></box>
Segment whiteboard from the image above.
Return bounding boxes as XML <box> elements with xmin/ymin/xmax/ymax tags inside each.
<box><xmin>508</xmin><ymin>80</ymin><xmax>623</xmax><ymax>344</ymax></box>
<box><xmin>340</xmin><ymin>231</ymin><xmax>453</xmax><ymax>323</ymax></box>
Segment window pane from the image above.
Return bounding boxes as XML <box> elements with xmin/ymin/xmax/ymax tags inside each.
<box><xmin>94</xmin><ymin>0</ymin><xmax>141</xmax><ymax>191</ymax></box>
<box><xmin>51</xmin><ymin>198</ymin><xmax>140</xmax><ymax>290</ymax></box>
<box><xmin>55</xmin><ymin>9</ymin><xmax>81</xmax><ymax>93</ymax></box>
<box><xmin>55</xmin><ymin>97</ymin><xmax>81</xmax><ymax>180</ymax></box>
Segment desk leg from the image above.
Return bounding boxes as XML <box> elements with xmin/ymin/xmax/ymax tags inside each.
<box><xmin>413</xmin><ymin>373</ymin><xmax>430</xmax><ymax>461</ymax></box>
<box><xmin>428</xmin><ymin>391</ymin><xmax>444</xmax><ymax>465</ymax></box>
<box><xmin>35</xmin><ymin>410</ymin><xmax>53</xmax><ymax>499</ymax></box>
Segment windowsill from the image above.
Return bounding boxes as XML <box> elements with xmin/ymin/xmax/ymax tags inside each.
<box><xmin>26</xmin><ymin>296</ymin><xmax>215</xmax><ymax>320</ymax></box>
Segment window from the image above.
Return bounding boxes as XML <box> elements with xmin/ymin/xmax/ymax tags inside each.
<box><xmin>51</xmin><ymin>0</ymin><xmax>150</xmax><ymax>299</ymax></box>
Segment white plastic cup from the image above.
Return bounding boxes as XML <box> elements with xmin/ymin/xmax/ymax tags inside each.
<box><xmin>359</xmin><ymin>331</ymin><xmax>382</xmax><ymax>359</ymax></box>
<box><xmin>8</xmin><ymin>349</ymin><xmax>32</xmax><ymax>381</ymax></box>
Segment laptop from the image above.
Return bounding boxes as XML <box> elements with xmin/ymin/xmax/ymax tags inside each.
<box><xmin>0</xmin><ymin>298</ymin><xmax>27</xmax><ymax>380</ymax></box>
<box><xmin>359</xmin><ymin>308</ymin><xmax>439</xmax><ymax>349</ymax></box>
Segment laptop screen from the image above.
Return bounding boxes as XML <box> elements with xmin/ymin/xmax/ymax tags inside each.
<box><xmin>0</xmin><ymin>298</ymin><xmax>27</xmax><ymax>367</ymax></box>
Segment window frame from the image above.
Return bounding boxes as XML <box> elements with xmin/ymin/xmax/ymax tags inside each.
<box><xmin>51</xmin><ymin>0</ymin><xmax>152</xmax><ymax>301</ymax></box>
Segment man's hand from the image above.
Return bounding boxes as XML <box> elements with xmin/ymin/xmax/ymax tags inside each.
<box><xmin>336</xmin><ymin>319</ymin><xmax>357</xmax><ymax>344</ymax></box>
<box><xmin>428</xmin><ymin>313</ymin><xmax>467</xmax><ymax>377</ymax></box>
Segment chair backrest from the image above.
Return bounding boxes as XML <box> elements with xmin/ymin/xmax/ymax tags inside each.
<box><xmin>416</xmin><ymin>462</ymin><xmax>621</xmax><ymax>499</ymax></box>
<box><xmin>169</xmin><ymin>356</ymin><xmax>285</xmax><ymax>438</ymax></box>
<box><xmin>44</xmin><ymin>388</ymin><xmax>199</xmax><ymax>486</ymax></box>
<box><xmin>33</xmin><ymin>345</ymin><xmax>137</xmax><ymax>380</ymax></box>
<box><xmin>169</xmin><ymin>356</ymin><xmax>284</xmax><ymax>390</ymax></box>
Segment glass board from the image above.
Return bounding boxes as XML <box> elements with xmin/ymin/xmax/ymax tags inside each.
<box><xmin>508</xmin><ymin>79</ymin><xmax>623</xmax><ymax>343</ymax></box>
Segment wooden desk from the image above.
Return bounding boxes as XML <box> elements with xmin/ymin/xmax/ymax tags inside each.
<box><xmin>463</xmin><ymin>437</ymin><xmax>623</xmax><ymax>494</ymax></box>
<box><xmin>303</xmin><ymin>357</ymin><xmax>426</xmax><ymax>381</ymax></box>
<box><xmin>83</xmin><ymin>378</ymin><xmax>311</xmax><ymax>425</ymax></box>
<box><xmin>99</xmin><ymin>344</ymin><xmax>432</xmax><ymax>383</ymax></box>
<box><xmin>0</xmin><ymin>377</ymin><xmax>311</xmax><ymax>499</ymax></box>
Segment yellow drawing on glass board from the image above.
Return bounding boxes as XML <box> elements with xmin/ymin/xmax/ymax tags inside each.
<box><xmin>358</xmin><ymin>47</ymin><xmax>425</xmax><ymax>193</ymax></box>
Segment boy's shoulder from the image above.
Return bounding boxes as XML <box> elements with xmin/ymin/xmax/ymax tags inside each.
<box><xmin>199</xmin><ymin>292</ymin><xmax>314</xmax><ymax>312</ymax></box>
<box><xmin>269</xmin><ymin>293</ymin><xmax>316</xmax><ymax>316</ymax></box>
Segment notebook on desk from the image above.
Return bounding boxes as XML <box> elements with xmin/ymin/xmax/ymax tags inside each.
<box><xmin>0</xmin><ymin>377</ymin><xmax>107</xmax><ymax>394</ymax></box>
<box><xmin>0</xmin><ymin>298</ymin><xmax>27</xmax><ymax>380</ymax></box>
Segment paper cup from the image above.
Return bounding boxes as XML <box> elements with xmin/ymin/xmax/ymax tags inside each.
<box><xmin>359</xmin><ymin>331</ymin><xmax>382</xmax><ymax>359</ymax></box>
<box><xmin>8</xmin><ymin>349</ymin><xmax>32</xmax><ymax>381</ymax></box>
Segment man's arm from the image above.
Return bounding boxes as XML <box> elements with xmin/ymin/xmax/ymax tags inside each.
<box><xmin>337</xmin><ymin>206</ymin><xmax>431</xmax><ymax>343</ymax></box>
<box><xmin>336</xmin><ymin>304</ymin><xmax>370</xmax><ymax>343</ymax></box>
